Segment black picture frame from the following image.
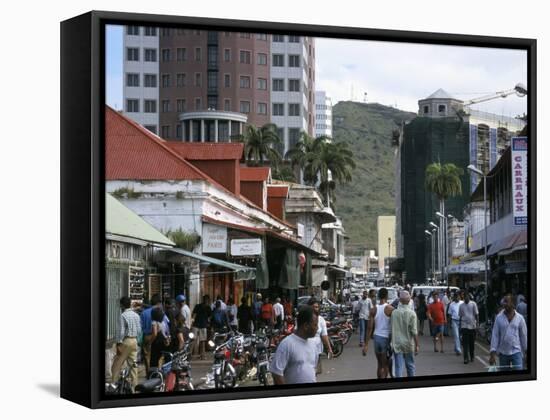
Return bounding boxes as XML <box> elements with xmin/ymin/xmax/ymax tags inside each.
<box><xmin>61</xmin><ymin>10</ymin><xmax>536</xmax><ymax>409</ymax></box>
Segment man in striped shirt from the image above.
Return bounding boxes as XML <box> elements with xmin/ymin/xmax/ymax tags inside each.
<box><xmin>111</xmin><ymin>296</ymin><xmax>142</xmax><ymax>391</ymax></box>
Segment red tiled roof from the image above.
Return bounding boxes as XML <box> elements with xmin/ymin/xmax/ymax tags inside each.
<box><xmin>166</xmin><ymin>142</ymin><xmax>244</xmax><ymax>160</ymax></box>
<box><xmin>267</xmin><ymin>185</ymin><xmax>289</xmax><ymax>198</ymax></box>
<box><xmin>240</xmin><ymin>166</ymin><xmax>271</xmax><ymax>182</ymax></box>
<box><xmin>105</xmin><ymin>107</ymin><xmax>207</xmax><ymax>181</ymax></box>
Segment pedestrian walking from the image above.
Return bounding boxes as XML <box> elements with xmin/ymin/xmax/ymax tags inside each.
<box><xmin>211</xmin><ymin>300</ymin><xmax>229</xmax><ymax>333</ymax></box>
<box><xmin>489</xmin><ymin>294</ymin><xmax>527</xmax><ymax>371</ymax></box>
<box><xmin>416</xmin><ymin>292</ymin><xmax>427</xmax><ymax>336</ymax></box>
<box><xmin>253</xmin><ymin>293</ymin><xmax>263</xmax><ymax>331</ymax></box>
<box><xmin>237</xmin><ymin>296</ymin><xmax>254</xmax><ymax>334</ymax></box>
<box><xmin>517</xmin><ymin>296</ymin><xmax>528</xmax><ymax>324</ymax></box>
<box><xmin>140</xmin><ymin>294</ymin><xmax>163</xmax><ymax>372</ymax></box>
<box><xmin>367</xmin><ymin>288</ymin><xmax>394</xmax><ymax>378</ymax></box>
<box><xmin>427</xmin><ymin>291</ymin><xmax>446</xmax><ymax>353</ymax></box>
<box><xmin>458</xmin><ymin>291</ymin><xmax>478</xmax><ymax>364</ymax></box>
<box><xmin>150</xmin><ymin>306</ymin><xmax>171</xmax><ymax>369</ymax></box>
<box><xmin>273</xmin><ymin>297</ymin><xmax>285</xmax><ymax>330</ymax></box>
<box><xmin>270</xmin><ymin>305</ymin><xmax>319</xmax><ymax>385</ymax></box>
<box><xmin>260</xmin><ymin>297</ymin><xmax>275</xmax><ymax>330</ymax></box>
<box><xmin>357</xmin><ymin>290</ymin><xmax>373</xmax><ymax>349</ymax></box>
<box><xmin>226</xmin><ymin>297</ymin><xmax>238</xmax><ymax>332</ymax></box>
<box><xmin>448</xmin><ymin>293</ymin><xmax>463</xmax><ymax>356</ymax></box>
<box><xmin>308</xmin><ymin>297</ymin><xmax>332</xmax><ymax>374</ymax></box>
<box><xmin>391</xmin><ymin>291</ymin><xmax>419</xmax><ymax>377</ymax></box>
<box><xmin>351</xmin><ymin>295</ymin><xmax>360</xmax><ymax>329</ymax></box>
<box><xmin>176</xmin><ymin>294</ymin><xmax>191</xmax><ymax>333</ymax></box>
<box><xmin>442</xmin><ymin>290</ymin><xmax>451</xmax><ymax>336</ymax></box>
<box><xmin>111</xmin><ymin>296</ymin><xmax>141</xmax><ymax>391</ymax></box>
<box><xmin>191</xmin><ymin>295</ymin><xmax>212</xmax><ymax>360</ymax></box>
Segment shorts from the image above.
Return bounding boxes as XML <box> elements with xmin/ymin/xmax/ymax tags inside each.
<box><xmin>373</xmin><ymin>335</ymin><xmax>391</xmax><ymax>354</ymax></box>
<box><xmin>196</xmin><ymin>328</ymin><xmax>207</xmax><ymax>341</ymax></box>
<box><xmin>432</xmin><ymin>325</ymin><xmax>445</xmax><ymax>336</ymax></box>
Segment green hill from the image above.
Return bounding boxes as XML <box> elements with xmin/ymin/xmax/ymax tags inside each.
<box><xmin>332</xmin><ymin>101</ymin><xmax>416</xmax><ymax>255</ymax></box>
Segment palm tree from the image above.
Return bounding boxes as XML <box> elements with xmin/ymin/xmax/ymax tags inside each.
<box><xmin>236</xmin><ymin>123</ymin><xmax>283</xmax><ymax>168</ymax></box>
<box><xmin>285</xmin><ymin>132</ymin><xmax>356</xmax><ymax>206</ymax></box>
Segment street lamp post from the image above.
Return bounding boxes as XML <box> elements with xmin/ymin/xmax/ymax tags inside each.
<box><xmin>424</xmin><ymin>230</ymin><xmax>433</xmax><ymax>282</ymax></box>
<box><xmin>436</xmin><ymin>211</ymin><xmax>449</xmax><ymax>286</ymax></box>
<box><xmin>467</xmin><ymin>164</ymin><xmax>489</xmax><ymax>324</ymax></box>
<box><xmin>429</xmin><ymin>221</ymin><xmax>440</xmax><ymax>282</ymax></box>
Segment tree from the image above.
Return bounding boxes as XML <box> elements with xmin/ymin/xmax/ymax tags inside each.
<box><xmin>285</xmin><ymin>132</ymin><xmax>356</xmax><ymax>206</ymax></box>
<box><xmin>236</xmin><ymin>123</ymin><xmax>283</xmax><ymax>168</ymax></box>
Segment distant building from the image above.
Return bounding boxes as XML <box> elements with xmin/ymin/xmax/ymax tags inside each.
<box><xmin>315</xmin><ymin>91</ymin><xmax>333</xmax><ymax>138</ymax></box>
<box><xmin>122</xmin><ymin>25</ymin><xmax>160</xmax><ymax>134</ymax></box>
<box><xmin>400</xmin><ymin>88</ymin><xmax>526</xmax><ymax>284</ymax></box>
<box><xmin>377</xmin><ymin>216</ymin><xmax>396</xmax><ymax>273</ymax></box>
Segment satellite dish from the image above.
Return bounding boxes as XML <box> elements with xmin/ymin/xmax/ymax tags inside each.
<box><xmin>514</xmin><ymin>83</ymin><xmax>527</xmax><ymax>97</ymax></box>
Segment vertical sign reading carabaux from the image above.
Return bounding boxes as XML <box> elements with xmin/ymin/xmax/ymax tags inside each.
<box><xmin>511</xmin><ymin>136</ymin><xmax>528</xmax><ymax>225</ymax></box>
<box><xmin>469</xmin><ymin>124</ymin><xmax>478</xmax><ymax>193</ymax></box>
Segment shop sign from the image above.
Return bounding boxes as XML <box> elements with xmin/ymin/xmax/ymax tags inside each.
<box><xmin>202</xmin><ymin>223</ymin><xmax>227</xmax><ymax>253</ymax></box>
<box><xmin>297</xmin><ymin>223</ymin><xmax>305</xmax><ymax>238</ymax></box>
<box><xmin>230</xmin><ymin>238</ymin><xmax>262</xmax><ymax>256</ymax></box>
<box><xmin>511</xmin><ymin>137</ymin><xmax>528</xmax><ymax>226</ymax></box>
<box><xmin>504</xmin><ymin>261</ymin><xmax>527</xmax><ymax>274</ymax></box>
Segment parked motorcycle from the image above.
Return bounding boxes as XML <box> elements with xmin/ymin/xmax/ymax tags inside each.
<box><xmin>135</xmin><ymin>332</ymin><xmax>195</xmax><ymax>393</ymax></box>
<box><xmin>207</xmin><ymin>331</ymin><xmax>243</xmax><ymax>389</ymax></box>
<box><xmin>327</xmin><ymin>325</ymin><xmax>344</xmax><ymax>357</ymax></box>
<box><xmin>105</xmin><ymin>360</ymin><xmax>136</xmax><ymax>395</ymax></box>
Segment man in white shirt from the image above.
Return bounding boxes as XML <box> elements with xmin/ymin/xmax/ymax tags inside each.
<box><xmin>307</xmin><ymin>297</ymin><xmax>332</xmax><ymax>374</ymax></box>
<box><xmin>448</xmin><ymin>293</ymin><xmax>463</xmax><ymax>355</ymax></box>
<box><xmin>273</xmin><ymin>297</ymin><xmax>285</xmax><ymax>330</ymax></box>
<box><xmin>176</xmin><ymin>295</ymin><xmax>192</xmax><ymax>330</ymax></box>
<box><xmin>357</xmin><ymin>290</ymin><xmax>373</xmax><ymax>348</ymax></box>
<box><xmin>270</xmin><ymin>305</ymin><xmax>319</xmax><ymax>384</ymax></box>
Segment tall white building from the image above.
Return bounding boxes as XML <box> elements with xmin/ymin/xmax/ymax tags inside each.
<box><xmin>122</xmin><ymin>25</ymin><xmax>159</xmax><ymax>134</ymax></box>
<box><xmin>270</xmin><ymin>35</ymin><xmax>315</xmax><ymax>155</ymax></box>
<box><xmin>315</xmin><ymin>91</ymin><xmax>333</xmax><ymax>138</ymax></box>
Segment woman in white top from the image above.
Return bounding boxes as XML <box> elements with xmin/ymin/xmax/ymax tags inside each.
<box><xmin>366</xmin><ymin>288</ymin><xmax>394</xmax><ymax>379</ymax></box>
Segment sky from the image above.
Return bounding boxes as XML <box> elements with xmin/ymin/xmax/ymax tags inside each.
<box><xmin>106</xmin><ymin>25</ymin><xmax>527</xmax><ymax>117</ymax></box>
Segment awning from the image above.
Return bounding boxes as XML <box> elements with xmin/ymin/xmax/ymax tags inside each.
<box><xmin>157</xmin><ymin>248</ymin><xmax>255</xmax><ymax>281</ymax></box>
<box><xmin>488</xmin><ymin>231</ymin><xmax>525</xmax><ymax>257</ymax></box>
<box><xmin>447</xmin><ymin>259</ymin><xmax>486</xmax><ymax>274</ymax></box>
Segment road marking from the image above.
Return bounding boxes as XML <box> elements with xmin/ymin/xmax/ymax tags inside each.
<box><xmin>475</xmin><ymin>342</ymin><xmax>490</xmax><ymax>354</ymax></box>
<box><xmin>476</xmin><ymin>356</ymin><xmax>489</xmax><ymax>367</ymax></box>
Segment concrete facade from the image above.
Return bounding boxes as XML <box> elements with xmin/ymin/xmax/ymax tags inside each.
<box><xmin>377</xmin><ymin>215</ymin><xmax>396</xmax><ymax>273</ymax></box>
<box><xmin>315</xmin><ymin>91</ymin><xmax>333</xmax><ymax>138</ymax></box>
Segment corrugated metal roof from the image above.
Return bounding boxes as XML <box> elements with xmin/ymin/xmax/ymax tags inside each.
<box><xmin>106</xmin><ymin>193</ymin><xmax>175</xmax><ymax>246</ymax></box>
<box><xmin>106</xmin><ymin>107</ymin><xmax>208</xmax><ymax>181</ymax></box>
<box><xmin>166</xmin><ymin>142</ymin><xmax>244</xmax><ymax>160</ymax></box>
<box><xmin>240</xmin><ymin>167</ymin><xmax>271</xmax><ymax>181</ymax></box>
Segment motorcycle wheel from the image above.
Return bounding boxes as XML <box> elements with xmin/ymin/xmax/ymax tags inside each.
<box><xmin>342</xmin><ymin>331</ymin><xmax>351</xmax><ymax>345</ymax></box>
<box><xmin>222</xmin><ymin>364</ymin><xmax>237</xmax><ymax>388</ymax></box>
<box><xmin>258</xmin><ymin>365</ymin><xmax>267</xmax><ymax>386</ymax></box>
<box><xmin>332</xmin><ymin>340</ymin><xmax>344</xmax><ymax>358</ymax></box>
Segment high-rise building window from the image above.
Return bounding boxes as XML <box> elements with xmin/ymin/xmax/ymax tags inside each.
<box><xmin>257</xmin><ymin>78</ymin><xmax>267</xmax><ymax>90</ymax></box>
<box><xmin>239</xmin><ymin>50</ymin><xmax>251</xmax><ymax>64</ymax></box>
<box><xmin>288</xmin><ymin>79</ymin><xmax>300</xmax><ymax>92</ymax></box>
<box><xmin>176</xmin><ymin>124</ymin><xmax>182</xmax><ymax>140</ymax></box>
<box><xmin>195</xmin><ymin>73</ymin><xmax>202</xmax><ymax>87</ymax></box>
<box><xmin>177</xmin><ymin>48</ymin><xmax>187</xmax><ymax>62</ymax></box>
<box><xmin>289</xmin><ymin>103</ymin><xmax>300</xmax><ymax>116</ymax></box>
<box><xmin>257</xmin><ymin>102</ymin><xmax>267</xmax><ymax>115</ymax></box>
<box><xmin>194</xmin><ymin>30</ymin><xmax>202</xmax><ymax>35</ymax></box>
<box><xmin>144</xmin><ymin>27</ymin><xmax>157</xmax><ymax>36</ymax></box>
<box><xmin>224</xmin><ymin>99</ymin><xmax>231</xmax><ymax>111</ymax></box>
<box><xmin>127</xmin><ymin>26</ymin><xmax>140</xmax><ymax>36</ymax></box>
<box><xmin>288</xmin><ymin>35</ymin><xmax>300</xmax><ymax>43</ymax></box>
<box><xmin>195</xmin><ymin>98</ymin><xmax>202</xmax><ymax>110</ymax></box>
<box><xmin>273</xmin><ymin>34</ymin><xmax>285</xmax><ymax>42</ymax></box>
<box><xmin>289</xmin><ymin>128</ymin><xmax>301</xmax><ymax>148</ymax></box>
<box><xmin>273</xmin><ymin>103</ymin><xmax>284</xmax><ymax>116</ymax></box>
<box><xmin>257</xmin><ymin>53</ymin><xmax>267</xmax><ymax>65</ymax></box>
<box><xmin>239</xmin><ymin>33</ymin><xmax>251</xmax><ymax>38</ymax></box>
<box><xmin>144</xmin><ymin>74</ymin><xmax>157</xmax><ymax>88</ymax></box>
<box><xmin>162</xmin><ymin>48</ymin><xmax>171</xmax><ymax>62</ymax></box>
<box><xmin>289</xmin><ymin>55</ymin><xmax>300</xmax><ymax>67</ymax></box>
<box><xmin>176</xmin><ymin>99</ymin><xmax>186</xmax><ymax>113</ymax></box>
<box><xmin>207</xmin><ymin>96</ymin><xmax>218</xmax><ymax>110</ymax></box>
<box><xmin>272</xmin><ymin>79</ymin><xmax>284</xmax><ymax>91</ymax></box>
<box><xmin>224</xmin><ymin>74</ymin><xmax>231</xmax><ymax>88</ymax></box>
<box><xmin>224</xmin><ymin>49</ymin><xmax>231</xmax><ymax>62</ymax></box>
<box><xmin>161</xmin><ymin>125</ymin><xmax>170</xmax><ymax>138</ymax></box>
<box><xmin>240</xmin><ymin>101</ymin><xmax>251</xmax><ymax>114</ymax></box>
<box><xmin>144</xmin><ymin>49</ymin><xmax>157</xmax><ymax>62</ymax></box>
<box><xmin>162</xmin><ymin>100</ymin><xmax>171</xmax><ymax>113</ymax></box>
<box><xmin>177</xmin><ymin>28</ymin><xmax>186</xmax><ymax>36</ymax></box>
<box><xmin>208</xmin><ymin>46</ymin><xmax>218</xmax><ymax>66</ymax></box>
<box><xmin>144</xmin><ymin>100</ymin><xmax>157</xmax><ymax>113</ymax></box>
<box><xmin>161</xmin><ymin>28</ymin><xmax>171</xmax><ymax>37</ymax></box>
<box><xmin>161</xmin><ymin>74</ymin><xmax>170</xmax><ymax>88</ymax></box>
<box><xmin>239</xmin><ymin>76</ymin><xmax>251</xmax><ymax>89</ymax></box>
<box><xmin>126</xmin><ymin>48</ymin><xmax>139</xmax><ymax>61</ymax></box>
<box><xmin>126</xmin><ymin>73</ymin><xmax>139</xmax><ymax>87</ymax></box>
<box><xmin>256</xmin><ymin>34</ymin><xmax>268</xmax><ymax>41</ymax></box>
<box><xmin>176</xmin><ymin>73</ymin><xmax>186</xmax><ymax>87</ymax></box>
<box><xmin>144</xmin><ymin>125</ymin><xmax>157</xmax><ymax>134</ymax></box>
<box><xmin>208</xmin><ymin>72</ymin><xmax>218</xmax><ymax>89</ymax></box>
<box><xmin>126</xmin><ymin>99</ymin><xmax>139</xmax><ymax>113</ymax></box>
<box><xmin>272</xmin><ymin>54</ymin><xmax>284</xmax><ymax>67</ymax></box>
<box><xmin>195</xmin><ymin>47</ymin><xmax>201</xmax><ymax>61</ymax></box>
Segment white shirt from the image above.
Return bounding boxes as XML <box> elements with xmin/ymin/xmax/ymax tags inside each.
<box><xmin>448</xmin><ymin>300</ymin><xmax>463</xmax><ymax>321</ymax></box>
<box><xmin>374</xmin><ymin>303</ymin><xmax>391</xmax><ymax>338</ymax></box>
<box><xmin>270</xmin><ymin>333</ymin><xmax>318</xmax><ymax>384</ymax></box>
<box><xmin>180</xmin><ymin>304</ymin><xmax>192</xmax><ymax>329</ymax></box>
<box><xmin>227</xmin><ymin>304</ymin><xmax>238</xmax><ymax>326</ymax></box>
<box><xmin>273</xmin><ymin>302</ymin><xmax>284</xmax><ymax>318</ymax></box>
<box><xmin>311</xmin><ymin>315</ymin><xmax>328</xmax><ymax>354</ymax></box>
<box><xmin>358</xmin><ymin>298</ymin><xmax>373</xmax><ymax>320</ymax></box>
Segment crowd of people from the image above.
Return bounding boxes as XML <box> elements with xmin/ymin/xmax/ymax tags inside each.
<box><xmin>110</xmin><ymin>287</ymin><xmax>529</xmax><ymax>390</ymax></box>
